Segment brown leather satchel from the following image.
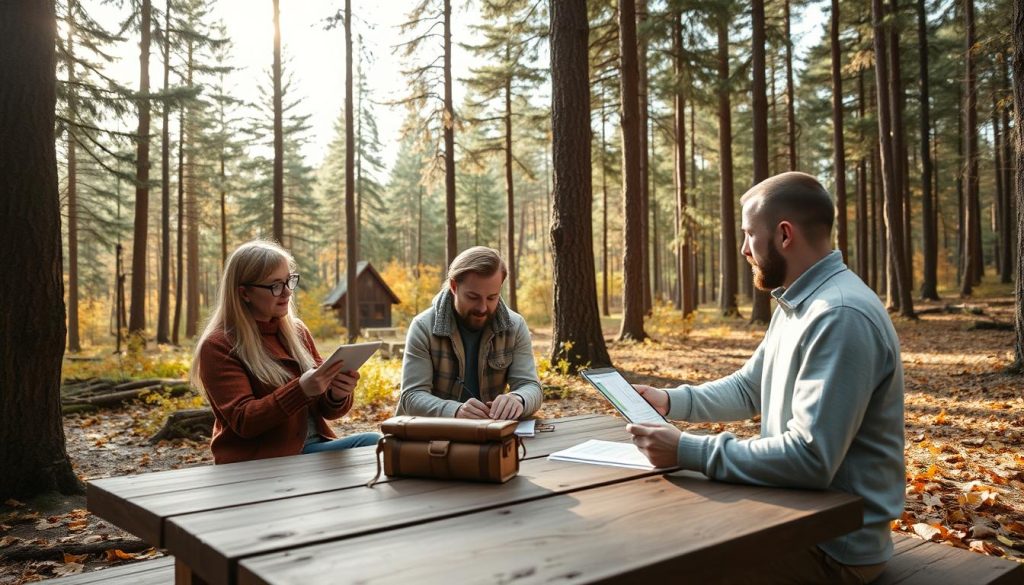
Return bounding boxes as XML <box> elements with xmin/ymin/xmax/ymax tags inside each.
<box><xmin>366</xmin><ymin>416</ymin><xmax>525</xmax><ymax>487</ymax></box>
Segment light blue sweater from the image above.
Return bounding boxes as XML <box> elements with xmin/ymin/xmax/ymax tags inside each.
<box><xmin>667</xmin><ymin>251</ymin><xmax>905</xmax><ymax>565</ymax></box>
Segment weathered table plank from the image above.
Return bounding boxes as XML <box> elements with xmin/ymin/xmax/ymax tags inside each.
<box><xmin>237</xmin><ymin>473</ymin><xmax>862</xmax><ymax>585</ymax></box>
<box><xmin>88</xmin><ymin>414</ymin><xmax>625</xmax><ymax>546</ymax></box>
<box><xmin>166</xmin><ymin>448</ymin><xmax>674</xmax><ymax>584</ymax></box>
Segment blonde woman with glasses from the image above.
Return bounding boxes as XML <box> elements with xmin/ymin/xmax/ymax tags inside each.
<box><xmin>191</xmin><ymin>239</ymin><xmax>380</xmax><ymax>464</ymax></box>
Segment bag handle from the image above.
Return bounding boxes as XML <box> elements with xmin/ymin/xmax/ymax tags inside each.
<box><xmin>366</xmin><ymin>435</ymin><xmax>389</xmax><ymax>488</ymax></box>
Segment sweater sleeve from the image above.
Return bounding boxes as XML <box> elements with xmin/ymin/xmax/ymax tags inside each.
<box><xmin>675</xmin><ymin>308</ymin><xmax>889</xmax><ymax>489</ymax></box>
<box><xmin>295</xmin><ymin>324</ymin><xmax>353</xmax><ymax>420</ymax></box>
<box><xmin>199</xmin><ymin>335</ymin><xmax>312</xmax><ymax>439</ymax></box>
<box><xmin>396</xmin><ymin>317</ymin><xmax>463</xmax><ymax>417</ymax></box>
<box><xmin>507</xmin><ymin>316</ymin><xmax>543</xmax><ymax>418</ymax></box>
<box><xmin>665</xmin><ymin>338</ymin><xmax>765</xmax><ymax>422</ymax></box>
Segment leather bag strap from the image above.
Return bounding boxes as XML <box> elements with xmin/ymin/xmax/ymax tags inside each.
<box><xmin>365</xmin><ymin>435</ymin><xmax>389</xmax><ymax>488</ymax></box>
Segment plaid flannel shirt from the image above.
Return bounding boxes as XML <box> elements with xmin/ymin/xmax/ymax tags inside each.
<box><xmin>395</xmin><ymin>289</ymin><xmax>542</xmax><ymax>418</ymax></box>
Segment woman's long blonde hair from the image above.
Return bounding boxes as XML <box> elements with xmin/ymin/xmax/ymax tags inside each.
<box><xmin>190</xmin><ymin>239</ymin><xmax>315</xmax><ymax>396</ymax></box>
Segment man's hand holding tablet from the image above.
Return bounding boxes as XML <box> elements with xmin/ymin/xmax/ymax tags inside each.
<box><xmin>579</xmin><ymin>368</ymin><xmax>681</xmax><ymax>468</ymax></box>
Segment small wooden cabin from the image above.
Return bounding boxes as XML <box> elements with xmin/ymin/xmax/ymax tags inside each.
<box><xmin>323</xmin><ymin>261</ymin><xmax>401</xmax><ymax>328</ymax></box>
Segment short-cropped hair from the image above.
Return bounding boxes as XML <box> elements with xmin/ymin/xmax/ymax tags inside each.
<box><xmin>740</xmin><ymin>172</ymin><xmax>835</xmax><ymax>243</ymax></box>
<box><xmin>446</xmin><ymin>246</ymin><xmax>508</xmax><ymax>285</ymax></box>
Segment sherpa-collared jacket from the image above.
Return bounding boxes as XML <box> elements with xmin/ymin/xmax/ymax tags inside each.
<box><xmin>396</xmin><ymin>289</ymin><xmax>542</xmax><ymax>418</ymax></box>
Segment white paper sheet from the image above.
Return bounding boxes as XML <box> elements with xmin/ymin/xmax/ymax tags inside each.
<box><xmin>547</xmin><ymin>439</ymin><xmax>657</xmax><ymax>470</ymax></box>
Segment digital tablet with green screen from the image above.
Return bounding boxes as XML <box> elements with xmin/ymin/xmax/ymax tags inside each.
<box><xmin>580</xmin><ymin>367</ymin><xmax>668</xmax><ymax>425</ymax></box>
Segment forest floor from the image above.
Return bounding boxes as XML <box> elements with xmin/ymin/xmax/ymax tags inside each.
<box><xmin>1</xmin><ymin>284</ymin><xmax>1023</xmax><ymax>583</ymax></box>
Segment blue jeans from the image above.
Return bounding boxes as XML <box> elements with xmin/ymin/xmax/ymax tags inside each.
<box><xmin>301</xmin><ymin>432</ymin><xmax>383</xmax><ymax>454</ymax></box>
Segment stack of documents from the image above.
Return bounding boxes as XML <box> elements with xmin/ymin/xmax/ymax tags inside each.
<box><xmin>514</xmin><ymin>419</ymin><xmax>536</xmax><ymax>437</ymax></box>
<box><xmin>548</xmin><ymin>439</ymin><xmax>657</xmax><ymax>470</ymax></box>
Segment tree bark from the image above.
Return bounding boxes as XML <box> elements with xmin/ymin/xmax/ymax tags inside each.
<box><xmin>185</xmin><ymin>41</ymin><xmax>199</xmax><ymax>339</ymax></box>
<box><xmin>272</xmin><ymin>0</ymin><xmax>284</xmax><ymax>242</ymax></box>
<box><xmin>830</xmin><ymin>0</ymin><xmax>848</xmax><ymax>263</ymax></box>
<box><xmin>345</xmin><ymin>0</ymin><xmax>358</xmax><ymax>342</ymax></box>
<box><xmin>784</xmin><ymin>0</ymin><xmax>797</xmax><ymax>171</ymax></box>
<box><xmin>129</xmin><ymin>0</ymin><xmax>153</xmax><ymax>340</ymax></box>
<box><xmin>443</xmin><ymin>0</ymin><xmax>457</xmax><ymax>266</ymax></box>
<box><xmin>872</xmin><ymin>0</ymin><xmax>915</xmax><ymax>317</ymax></box>
<box><xmin>1001</xmin><ymin>57</ymin><xmax>1013</xmax><ymax>287</ymax></box>
<box><xmin>549</xmin><ymin>0</ymin><xmax>611</xmax><ymax>369</ymax></box>
<box><xmin>857</xmin><ymin>69</ymin><xmax>869</xmax><ymax>280</ymax></box>
<box><xmin>999</xmin><ymin>55</ymin><xmax>1013</xmax><ymax>284</ymax></box>
<box><xmin>0</xmin><ymin>0</ymin><xmax>82</xmax><ymax>498</ymax></box>
<box><xmin>617</xmin><ymin>0</ymin><xmax>648</xmax><ymax>341</ymax></box>
<box><xmin>172</xmin><ymin>106</ymin><xmax>184</xmax><ymax>345</ymax></box>
<box><xmin>157</xmin><ymin>1</ymin><xmax>171</xmax><ymax>344</ymax></box>
<box><xmin>600</xmin><ymin>87</ymin><xmax>610</xmax><ymax>317</ymax></box>
<box><xmin>504</xmin><ymin>75</ymin><xmax>517</xmax><ymax>311</ymax></box>
<box><xmin>717</xmin><ymin>11</ymin><xmax>739</xmax><ymax>317</ymax></box>
<box><xmin>918</xmin><ymin>0</ymin><xmax>939</xmax><ymax>300</ymax></box>
<box><xmin>673</xmin><ymin>10</ymin><xmax>694</xmax><ymax>317</ymax></box>
<box><xmin>750</xmin><ymin>0</ymin><xmax>772</xmax><ymax>324</ymax></box>
<box><xmin>1011</xmin><ymin>0</ymin><xmax>1024</xmax><ymax>371</ymax></box>
<box><xmin>961</xmin><ymin>0</ymin><xmax>979</xmax><ymax>297</ymax></box>
<box><xmin>638</xmin><ymin>0</ymin><xmax>652</xmax><ymax>314</ymax></box>
<box><xmin>889</xmin><ymin>2</ymin><xmax>912</xmax><ymax>302</ymax></box>
<box><xmin>66</xmin><ymin>9</ymin><xmax>81</xmax><ymax>353</ymax></box>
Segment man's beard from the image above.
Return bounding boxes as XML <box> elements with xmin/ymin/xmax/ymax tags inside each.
<box><xmin>750</xmin><ymin>240</ymin><xmax>787</xmax><ymax>291</ymax></box>
<box><xmin>455</xmin><ymin>307</ymin><xmax>494</xmax><ymax>331</ymax></box>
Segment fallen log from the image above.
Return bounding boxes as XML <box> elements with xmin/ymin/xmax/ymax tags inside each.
<box><xmin>148</xmin><ymin>408</ymin><xmax>214</xmax><ymax>443</ymax></box>
<box><xmin>0</xmin><ymin>536</ymin><xmax>151</xmax><ymax>562</ymax></box>
<box><xmin>969</xmin><ymin>320</ymin><xmax>1014</xmax><ymax>331</ymax></box>
<box><xmin>916</xmin><ymin>303</ymin><xmax>986</xmax><ymax>316</ymax></box>
<box><xmin>61</xmin><ymin>379</ymin><xmax>190</xmax><ymax>411</ymax></box>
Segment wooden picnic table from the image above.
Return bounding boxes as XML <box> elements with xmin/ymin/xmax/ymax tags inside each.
<box><xmin>87</xmin><ymin>414</ymin><xmax>862</xmax><ymax>585</ymax></box>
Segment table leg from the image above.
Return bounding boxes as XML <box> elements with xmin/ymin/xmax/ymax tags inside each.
<box><xmin>175</xmin><ymin>558</ymin><xmax>210</xmax><ymax>585</ymax></box>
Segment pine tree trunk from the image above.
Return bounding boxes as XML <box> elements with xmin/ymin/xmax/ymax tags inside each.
<box><xmin>220</xmin><ymin>155</ymin><xmax>227</xmax><ymax>272</ymax></box>
<box><xmin>172</xmin><ymin>107</ymin><xmax>184</xmax><ymax>345</ymax></box>
<box><xmin>504</xmin><ymin>77</ymin><xmax>517</xmax><ymax>311</ymax></box>
<box><xmin>1001</xmin><ymin>56</ymin><xmax>1014</xmax><ymax>285</ymax></box>
<box><xmin>185</xmin><ymin>44</ymin><xmax>199</xmax><ymax>339</ymax></box>
<box><xmin>961</xmin><ymin>0</ymin><xmax>979</xmax><ymax>296</ymax></box>
<box><xmin>918</xmin><ymin>0</ymin><xmax>939</xmax><ymax>299</ymax></box>
<box><xmin>889</xmin><ymin>3</ymin><xmax>912</xmax><ymax>298</ymax></box>
<box><xmin>272</xmin><ymin>0</ymin><xmax>284</xmax><ymax>243</ymax></box>
<box><xmin>345</xmin><ymin>0</ymin><xmax>358</xmax><ymax>342</ymax></box>
<box><xmin>1011</xmin><ymin>0</ymin><xmax>1024</xmax><ymax>370</ymax></box>
<box><xmin>66</xmin><ymin>12</ymin><xmax>81</xmax><ymax>353</ymax></box>
<box><xmin>157</xmin><ymin>2</ymin><xmax>171</xmax><ymax>343</ymax></box>
<box><xmin>0</xmin><ymin>0</ymin><xmax>82</xmax><ymax>498</ymax></box>
<box><xmin>617</xmin><ymin>0</ymin><xmax>648</xmax><ymax>341</ymax></box>
<box><xmin>443</xmin><ymin>0</ymin><xmax>457</xmax><ymax>266</ymax></box>
<box><xmin>673</xmin><ymin>10</ymin><xmax>694</xmax><ymax>317</ymax></box>
<box><xmin>601</xmin><ymin>89</ymin><xmax>610</xmax><ymax>317</ymax></box>
<box><xmin>717</xmin><ymin>12</ymin><xmax>739</xmax><ymax>317</ymax></box>
<box><xmin>857</xmin><ymin>69</ymin><xmax>869</xmax><ymax>280</ymax></box>
<box><xmin>784</xmin><ymin>0</ymin><xmax>797</xmax><ymax>171</ymax></box>
<box><xmin>129</xmin><ymin>0</ymin><xmax>153</xmax><ymax>340</ymax></box>
<box><xmin>831</xmin><ymin>0</ymin><xmax>848</xmax><ymax>262</ymax></box>
<box><xmin>872</xmin><ymin>0</ymin><xmax>915</xmax><ymax>317</ymax></box>
<box><xmin>750</xmin><ymin>0</ymin><xmax>772</xmax><ymax>324</ymax></box>
<box><xmin>638</xmin><ymin>0</ymin><xmax>652</xmax><ymax>315</ymax></box>
<box><xmin>549</xmin><ymin>0</ymin><xmax>611</xmax><ymax>369</ymax></box>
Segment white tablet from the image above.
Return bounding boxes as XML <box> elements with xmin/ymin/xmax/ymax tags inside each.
<box><xmin>580</xmin><ymin>367</ymin><xmax>669</xmax><ymax>425</ymax></box>
<box><xmin>320</xmin><ymin>341</ymin><xmax>382</xmax><ymax>373</ymax></box>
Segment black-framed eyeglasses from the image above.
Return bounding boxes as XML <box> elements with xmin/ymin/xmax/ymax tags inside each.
<box><xmin>244</xmin><ymin>273</ymin><xmax>299</xmax><ymax>297</ymax></box>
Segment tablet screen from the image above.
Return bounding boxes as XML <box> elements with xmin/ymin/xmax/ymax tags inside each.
<box><xmin>321</xmin><ymin>341</ymin><xmax>382</xmax><ymax>372</ymax></box>
<box><xmin>581</xmin><ymin>368</ymin><xmax>668</xmax><ymax>425</ymax></box>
